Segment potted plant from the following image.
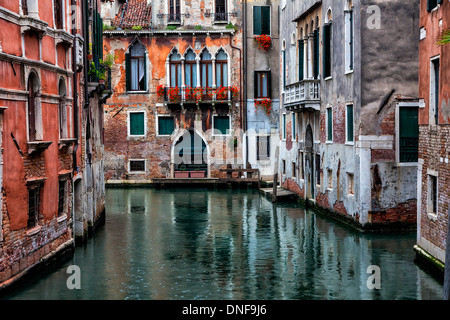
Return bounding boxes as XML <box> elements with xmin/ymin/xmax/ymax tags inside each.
<box><xmin>157</xmin><ymin>85</ymin><xmax>165</xmax><ymax>99</ymax></box>
<box><xmin>255</xmin><ymin>98</ymin><xmax>272</xmax><ymax>117</ymax></box>
<box><xmin>254</xmin><ymin>34</ymin><xmax>272</xmax><ymax>52</ymax></box>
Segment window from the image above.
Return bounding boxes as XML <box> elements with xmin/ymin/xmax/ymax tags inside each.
<box><xmin>282</xmin><ymin>113</ymin><xmax>286</xmax><ymax>140</ymax></box>
<box><xmin>129</xmin><ymin>112</ymin><xmax>145</xmax><ymax>136</ymax></box>
<box><xmin>169</xmin><ymin>0</ymin><xmax>181</xmax><ymax>22</ymax></box>
<box><xmin>313</xmin><ymin>28</ymin><xmax>320</xmax><ymax>79</ymax></box>
<box><xmin>129</xmin><ymin>160</ymin><xmax>146</xmax><ymax>172</ymax></box>
<box><xmin>292</xmin><ymin>113</ymin><xmax>296</xmax><ymax>141</ymax></box>
<box><xmin>28</xmin><ymin>185</ymin><xmax>41</xmax><ymax>229</ymax></box>
<box><xmin>327</xmin><ymin>169</ymin><xmax>332</xmax><ymax>189</ymax></box>
<box><xmin>345</xmin><ymin>1</ymin><xmax>354</xmax><ymax>72</ymax></box>
<box><xmin>215</xmin><ymin>0</ymin><xmax>227</xmax><ymax>21</ymax></box>
<box><xmin>28</xmin><ymin>72</ymin><xmax>41</xmax><ymax>142</ymax></box>
<box><xmin>201</xmin><ymin>50</ymin><xmax>213</xmax><ymax>89</ymax></box>
<box><xmin>21</xmin><ymin>0</ymin><xmax>28</xmax><ymax>15</ymax></box>
<box><xmin>292</xmin><ymin>162</ymin><xmax>296</xmax><ymax>178</ymax></box>
<box><xmin>158</xmin><ymin>116</ymin><xmax>175</xmax><ymax>136</ymax></box>
<box><xmin>59</xmin><ymin>79</ymin><xmax>67</xmax><ymax>139</ymax></box>
<box><xmin>346</xmin><ymin>104</ymin><xmax>354</xmax><ymax>142</ymax></box>
<box><xmin>327</xmin><ymin>107</ymin><xmax>333</xmax><ymax>141</ymax></box>
<box><xmin>282</xmin><ymin>160</ymin><xmax>286</xmax><ymax>175</ymax></box>
<box><xmin>58</xmin><ymin>180</ymin><xmax>66</xmax><ymax>217</ymax></box>
<box><xmin>428</xmin><ymin>174</ymin><xmax>438</xmax><ymax>215</ymax></box>
<box><xmin>213</xmin><ymin>115</ymin><xmax>230</xmax><ymax>135</ymax></box>
<box><xmin>299</xmin><ymin>152</ymin><xmax>304</xmax><ymax>180</ymax></box>
<box><xmin>255</xmin><ymin>71</ymin><xmax>271</xmax><ymax>98</ymax></box>
<box><xmin>257</xmin><ymin>135</ymin><xmax>270</xmax><ymax>160</ymax></box>
<box><xmin>170</xmin><ymin>50</ymin><xmax>182</xmax><ymax>88</ymax></box>
<box><xmin>399</xmin><ymin>107</ymin><xmax>419</xmax><ymax>162</ymax></box>
<box><xmin>54</xmin><ymin>0</ymin><xmax>63</xmax><ymax>29</ymax></box>
<box><xmin>126</xmin><ymin>42</ymin><xmax>147</xmax><ymax>91</ymax></box>
<box><xmin>184</xmin><ymin>49</ymin><xmax>197</xmax><ymax>87</ymax></box>
<box><xmin>315</xmin><ymin>154</ymin><xmax>321</xmax><ymax>186</ymax></box>
<box><xmin>323</xmin><ymin>10</ymin><xmax>332</xmax><ymax>79</ymax></box>
<box><xmin>347</xmin><ymin>173</ymin><xmax>354</xmax><ymax>195</ymax></box>
<box><xmin>430</xmin><ymin>57</ymin><xmax>440</xmax><ymax>125</ymax></box>
<box><xmin>253</xmin><ymin>6</ymin><xmax>270</xmax><ymax>35</ymax></box>
<box><xmin>298</xmin><ymin>39</ymin><xmax>305</xmax><ymax>81</ymax></box>
<box><xmin>282</xmin><ymin>50</ymin><xmax>286</xmax><ymax>88</ymax></box>
<box><xmin>427</xmin><ymin>0</ymin><xmax>442</xmax><ymax>12</ymax></box>
<box><xmin>215</xmin><ymin>49</ymin><xmax>228</xmax><ymax>87</ymax></box>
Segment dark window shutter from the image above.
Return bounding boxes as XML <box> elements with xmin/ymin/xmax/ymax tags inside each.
<box><xmin>143</xmin><ymin>56</ymin><xmax>147</xmax><ymax>91</ymax></box>
<box><xmin>254</xmin><ymin>72</ymin><xmax>258</xmax><ymax>98</ymax></box>
<box><xmin>262</xmin><ymin>6</ymin><xmax>270</xmax><ymax>35</ymax></box>
<box><xmin>159</xmin><ymin>117</ymin><xmax>174</xmax><ymax>135</ymax></box>
<box><xmin>214</xmin><ymin>116</ymin><xmax>230</xmax><ymax>135</ymax></box>
<box><xmin>253</xmin><ymin>7</ymin><xmax>262</xmax><ymax>35</ymax></box>
<box><xmin>267</xmin><ymin>71</ymin><xmax>272</xmax><ymax>98</ymax></box>
<box><xmin>313</xmin><ymin>29</ymin><xmax>320</xmax><ymax>79</ymax></box>
<box><xmin>349</xmin><ymin>11</ymin><xmax>354</xmax><ymax>71</ymax></box>
<box><xmin>327</xmin><ymin>108</ymin><xmax>333</xmax><ymax>141</ymax></box>
<box><xmin>399</xmin><ymin>108</ymin><xmax>419</xmax><ymax>162</ymax></box>
<box><xmin>346</xmin><ymin>105</ymin><xmax>354</xmax><ymax>142</ymax></box>
<box><xmin>125</xmin><ymin>53</ymin><xmax>131</xmax><ymax>92</ymax></box>
<box><xmin>323</xmin><ymin>23</ymin><xmax>332</xmax><ymax>78</ymax></box>
<box><xmin>298</xmin><ymin>40</ymin><xmax>304</xmax><ymax>81</ymax></box>
<box><xmin>130</xmin><ymin>112</ymin><xmax>145</xmax><ymax>135</ymax></box>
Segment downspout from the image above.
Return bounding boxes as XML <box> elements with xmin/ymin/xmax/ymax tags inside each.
<box><xmin>71</xmin><ymin>0</ymin><xmax>78</xmax><ymax>172</ymax></box>
<box><xmin>243</xmin><ymin>0</ymin><xmax>248</xmax><ymax>168</ymax></box>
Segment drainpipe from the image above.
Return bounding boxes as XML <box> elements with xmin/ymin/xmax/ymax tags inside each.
<box><xmin>243</xmin><ymin>0</ymin><xmax>248</xmax><ymax>168</ymax></box>
<box><xmin>71</xmin><ymin>0</ymin><xmax>78</xmax><ymax>172</ymax></box>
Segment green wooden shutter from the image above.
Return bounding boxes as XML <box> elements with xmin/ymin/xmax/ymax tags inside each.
<box><xmin>125</xmin><ymin>53</ymin><xmax>131</xmax><ymax>92</ymax></box>
<box><xmin>313</xmin><ymin>29</ymin><xmax>320</xmax><ymax>79</ymax></box>
<box><xmin>159</xmin><ymin>117</ymin><xmax>174</xmax><ymax>135</ymax></box>
<box><xmin>346</xmin><ymin>105</ymin><xmax>354</xmax><ymax>142</ymax></box>
<box><xmin>327</xmin><ymin>108</ymin><xmax>332</xmax><ymax>141</ymax></box>
<box><xmin>262</xmin><ymin>6</ymin><xmax>270</xmax><ymax>35</ymax></box>
<box><xmin>298</xmin><ymin>40</ymin><xmax>304</xmax><ymax>81</ymax></box>
<box><xmin>214</xmin><ymin>116</ymin><xmax>230</xmax><ymax>135</ymax></box>
<box><xmin>130</xmin><ymin>112</ymin><xmax>144</xmax><ymax>135</ymax></box>
<box><xmin>292</xmin><ymin>113</ymin><xmax>296</xmax><ymax>138</ymax></box>
<box><xmin>253</xmin><ymin>6</ymin><xmax>262</xmax><ymax>35</ymax></box>
<box><xmin>399</xmin><ymin>108</ymin><xmax>419</xmax><ymax>162</ymax></box>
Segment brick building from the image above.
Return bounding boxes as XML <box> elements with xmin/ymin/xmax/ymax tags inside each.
<box><xmin>414</xmin><ymin>0</ymin><xmax>450</xmax><ymax>274</ymax></box>
<box><xmin>278</xmin><ymin>0</ymin><xmax>421</xmax><ymax>230</ymax></box>
<box><xmin>0</xmin><ymin>0</ymin><xmax>108</xmax><ymax>291</ymax></box>
<box><xmin>101</xmin><ymin>0</ymin><xmax>243</xmax><ymax>181</ymax></box>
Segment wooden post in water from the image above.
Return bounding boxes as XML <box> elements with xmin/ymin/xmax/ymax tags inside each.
<box><xmin>272</xmin><ymin>146</ymin><xmax>279</xmax><ymax>203</ymax></box>
<box><xmin>444</xmin><ymin>205</ymin><xmax>450</xmax><ymax>300</ymax></box>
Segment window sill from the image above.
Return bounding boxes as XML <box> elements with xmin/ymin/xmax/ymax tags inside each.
<box><xmin>26</xmin><ymin>225</ymin><xmax>42</xmax><ymax>237</ymax></box>
<box><xmin>127</xmin><ymin>135</ymin><xmax>146</xmax><ymax>138</ymax></box>
<box><xmin>326</xmin><ymin>141</ymin><xmax>333</xmax><ymax>145</ymax></box>
<box><xmin>128</xmin><ymin>171</ymin><xmax>147</xmax><ymax>174</ymax></box>
<box><xmin>396</xmin><ymin>162</ymin><xmax>418</xmax><ymax>167</ymax></box>
<box><xmin>345</xmin><ymin>141</ymin><xmax>354</xmax><ymax>146</ymax></box>
<box><xmin>126</xmin><ymin>90</ymin><xmax>148</xmax><ymax>94</ymax></box>
<box><xmin>324</xmin><ymin>76</ymin><xmax>332</xmax><ymax>81</ymax></box>
<box><xmin>57</xmin><ymin>214</ymin><xmax>68</xmax><ymax>223</ymax></box>
<box><xmin>427</xmin><ymin>212</ymin><xmax>438</xmax><ymax>221</ymax></box>
<box><xmin>345</xmin><ymin>70</ymin><xmax>354</xmax><ymax>75</ymax></box>
<box><xmin>27</xmin><ymin>141</ymin><xmax>53</xmax><ymax>155</ymax></box>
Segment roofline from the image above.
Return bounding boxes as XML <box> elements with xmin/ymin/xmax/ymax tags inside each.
<box><xmin>103</xmin><ymin>29</ymin><xmax>236</xmax><ymax>37</ymax></box>
<box><xmin>293</xmin><ymin>0</ymin><xmax>322</xmax><ymax>23</ymax></box>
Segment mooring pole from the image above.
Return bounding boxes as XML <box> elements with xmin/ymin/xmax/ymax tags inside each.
<box><xmin>444</xmin><ymin>205</ymin><xmax>450</xmax><ymax>300</ymax></box>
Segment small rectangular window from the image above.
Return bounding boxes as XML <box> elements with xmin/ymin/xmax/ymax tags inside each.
<box><xmin>282</xmin><ymin>114</ymin><xmax>286</xmax><ymax>140</ymax></box>
<box><xmin>158</xmin><ymin>116</ymin><xmax>175</xmax><ymax>136</ymax></box>
<box><xmin>399</xmin><ymin>107</ymin><xmax>419</xmax><ymax>162</ymax></box>
<box><xmin>282</xmin><ymin>160</ymin><xmax>286</xmax><ymax>175</ymax></box>
<box><xmin>430</xmin><ymin>58</ymin><xmax>440</xmax><ymax>125</ymax></box>
<box><xmin>428</xmin><ymin>175</ymin><xmax>438</xmax><ymax>214</ymax></box>
<box><xmin>427</xmin><ymin>0</ymin><xmax>440</xmax><ymax>12</ymax></box>
<box><xmin>213</xmin><ymin>116</ymin><xmax>230</xmax><ymax>135</ymax></box>
<box><xmin>54</xmin><ymin>0</ymin><xmax>63</xmax><ymax>29</ymax></box>
<box><xmin>255</xmin><ymin>71</ymin><xmax>271</xmax><ymax>98</ymax></box>
<box><xmin>327</xmin><ymin>169</ymin><xmax>332</xmax><ymax>189</ymax></box>
<box><xmin>347</xmin><ymin>173</ymin><xmax>354</xmax><ymax>195</ymax></box>
<box><xmin>327</xmin><ymin>107</ymin><xmax>333</xmax><ymax>141</ymax></box>
<box><xmin>129</xmin><ymin>112</ymin><xmax>145</xmax><ymax>136</ymax></box>
<box><xmin>346</xmin><ymin>104</ymin><xmax>354</xmax><ymax>142</ymax></box>
<box><xmin>323</xmin><ymin>23</ymin><xmax>332</xmax><ymax>78</ymax></box>
<box><xmin>315</xmin><ymin>154</ymin><xmax>321</xmax><ymax>186</ymax></box>
<box><xmin>28</xmin><ymin>186</ymin><xmax>41</xmax><ymax>229</ymax></box>
<box><xmin>257</xmin><ymin>135</ymin><xmax>270</xmax><ymax>160</ymax></box>
<box><xmin>58</xmin><ymin>180</ymin><xmax>66</xmax><ymax>217</ymax></box>
<box><xmin>292</xmin><ymin>162</ymin><xmax>296</xmax><ymax>178</ymax></box>
<box><xmin>299</xmin><ymin>152</ymin><xmax>304</xmax><ymax>180</ymax></box>
<box><xmin>292</xmin><ymin>113</ymin><xmax>296</xmax><ymax>141</ymax></box>
<box><xmin>130</xmin><ymin>160</ymin><xmax>146</xmax><ymax>172</ymax></box>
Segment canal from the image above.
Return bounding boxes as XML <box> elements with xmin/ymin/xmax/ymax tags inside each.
<box><xmin>1</xmin><ymin>188</ymin><xmax>444</xmax><ymax>300</ymax></box>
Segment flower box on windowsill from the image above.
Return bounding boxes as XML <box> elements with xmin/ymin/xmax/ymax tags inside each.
<box><xmin>189</xmin><ymin>171</ymin><xmax>205</xmax><ymax>178</ymax></box>
<box><xmin>27</xmin><ymin>141</ymin><xmax>52</xmax><ymax>155</ymax></box>
<box><xmin>174</xmin><ymin>171</ymin><xmax>189</xmax><ymax>178</ymax></box>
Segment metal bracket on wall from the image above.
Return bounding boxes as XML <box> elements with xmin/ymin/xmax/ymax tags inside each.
<box><xmin>10</xmin><ymin>132</ymin><xmax>23</xmax><ymax>157</ymax></box>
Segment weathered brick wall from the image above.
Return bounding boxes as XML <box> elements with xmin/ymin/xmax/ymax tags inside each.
<box><xmin>419</xmin><ymin>124</ymin><xmax>450</xmax><ymax>252</ymax></box>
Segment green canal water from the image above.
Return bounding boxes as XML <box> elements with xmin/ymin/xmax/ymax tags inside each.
<box><xmin>2</xmin><ymin>188</ymin><xmax>444</xmax><ymax>300</ymax></box>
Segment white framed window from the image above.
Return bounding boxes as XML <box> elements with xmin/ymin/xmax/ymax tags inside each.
<box><xmin>345</xmin><ymin>103</ymin><xmax>354</xmax><ymax>144</ymax></box>
<box><xmin>427</xmin><ymin>171</ymin><xmax>438</xmax><ymax>219</ymax></box>
<box><xmin>253</xmin><ymin>6</ymin><xmax>271</xmax><ymax>36</ymax></box>
<box><xmin>128</xmin><ymin>159</ymin><xmax>147</xmax><ymax>173</ymax></box>
<box><xmin>292</xmin><ymin>113</ymin><xmax>296</xmax><ymax>141</ymax></box>
<box><xmin>430</xmin><ymin>56</ymin><xmax>440</xmax><ymax>126</ymax></box>
<box><xmin>127</xmin><ymin>110</ymin><xmax>147</xmax><ymax>137</ymax></box>
<box><xmin>344</xmin><ymin>1</ymin><xmax>354</xmax><ymax>74</ymax></box>
<box><xmin>347</xmin><ymin>173</ymin><xmax>354</xmax><ymax>195</ymax></box>
<box><xmin>327</xmin><ymin>168</ymin><xmax>333</xmax><ymax>190</ymax></box>
<box><xmin>282</xmin><ymin>113</ymin><xmax>286</xmax><ymax>141</ymax></box>
<box><xmin>326</xmin><ymin>106</ymin><xmax>333</xmax><ymax>143</ymax></box>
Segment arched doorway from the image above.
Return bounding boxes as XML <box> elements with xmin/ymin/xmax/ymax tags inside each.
<box><xmin>305</xmin><ymin>124</ymin><xmax>314</xmax><ymax>199</ymax></box>
<box><xmin>172</xmin><ymin>128</ymin><xmax>209</xmax><ymax>178</ymax></box>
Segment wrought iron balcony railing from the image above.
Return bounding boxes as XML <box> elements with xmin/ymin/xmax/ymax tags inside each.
<box><xmin>284</xmin><ymin>79</ymin><xmax>320</xmax><ymax>110</ymax></box>
<box><xmin>204</xmin><ymin>11</ymin><xmax>238</xmax><ymax>21</ymax></box>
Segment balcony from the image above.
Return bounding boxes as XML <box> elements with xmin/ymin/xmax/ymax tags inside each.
<box><xmin>284</xmin><ymin>79</ymin><xmax>320</xmax><ymax>112</ymax></box>
<box><xmin>159</xmin><ymin>86</ymin><xmax>238</xmax><ymax>105</ymax></box>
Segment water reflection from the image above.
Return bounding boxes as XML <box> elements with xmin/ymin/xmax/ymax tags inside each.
<box><xmin>2</xmin><ymin>188</ymin><xmax>443</xmax><ymax>300</ymax></box>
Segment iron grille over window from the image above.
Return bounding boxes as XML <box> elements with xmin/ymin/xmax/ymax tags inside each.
<box><xmin>130</xmin><ymin>160</ymin><xmax>145</xmax><ymax>172</ymax></box>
